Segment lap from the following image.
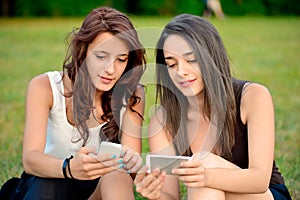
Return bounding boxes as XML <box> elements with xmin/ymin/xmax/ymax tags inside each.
<box><xmin>15</xmin><ymin>172</ymin><xmax>99</xmax><ymax>200</ymax></box>
<box><xmin>269</xmin><ymin>184</ymin><xmax>292</xmax><ymax>200</ymax></box>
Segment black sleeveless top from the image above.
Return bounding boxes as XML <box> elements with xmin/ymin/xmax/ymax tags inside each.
<box><xmin>231</xmin><ymin>79</ymin><xmax>284</xmax><ymax>185</ymax></box>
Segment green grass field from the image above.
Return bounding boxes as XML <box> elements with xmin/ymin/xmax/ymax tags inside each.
<box><xmin>0</xmin><ymin>16</ymin><xmax>299</xmax><ymax>199</ymax></box>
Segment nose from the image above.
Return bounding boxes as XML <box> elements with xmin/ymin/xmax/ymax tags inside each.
<box><xmin>104</xmin><ymin>59</ymin><xmax>115</xmax><ymax>74</ymax></box>
<box><xmin>177</xmin><ymin>61</ymin><xmax>188</xmax><ymax>76</ymax></box>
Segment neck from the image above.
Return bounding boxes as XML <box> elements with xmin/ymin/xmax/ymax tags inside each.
<box><xmin>187</xmin><ymin>91</ymin><xmax>204</xmax><ymax>113</ymax></box>
<box><xmin>94</xmin><ymin>89</ymin><xmax>103</xmax><ymax>103</ymax></box>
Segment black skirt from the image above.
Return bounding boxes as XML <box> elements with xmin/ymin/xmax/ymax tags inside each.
<box><xmin>269</xmin><ymin>184</ymin><xmax>292</xmax><ymax>200</ymax></box>
<box><xmin>1</xmin><ymin>172</ymin><xmax>99</xmax><ymax>200</ymax></box>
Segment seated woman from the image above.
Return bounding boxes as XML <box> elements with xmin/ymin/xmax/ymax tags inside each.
<box><xmin>1</xmin><ymin>7</ymin><xmax>145</xmax><ymax>200</ymax></box>
<box><xmin>135</xmin><ymin>14</ymin><xmax>292</xmax><ymax>200</ymax></box>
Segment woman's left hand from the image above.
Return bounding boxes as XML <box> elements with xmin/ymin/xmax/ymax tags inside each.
<box><xmin>171</xmin><ymin>159</ymin><xmax>206</xmax><ymax>188</ymax></box>
<box><xmin>121</xmin><ymin>145</ymin><xmax>143</xmax><ymax>173</ymax></box>
<box><xmin>134</xmin><ymin>166</ymin><xmax>166</xmax><ymax>199</ymax></box>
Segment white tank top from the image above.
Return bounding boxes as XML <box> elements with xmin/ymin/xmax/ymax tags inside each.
<box><xmin>44</xmin><ymin>71</ymin><xmax>106</xmax><ymax>159</ymax></box>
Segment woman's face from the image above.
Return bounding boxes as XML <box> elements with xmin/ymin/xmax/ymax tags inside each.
<box><xmin>86</xmin><ymin>32</ymin><xmax>129</xmax><ymax>92</ymax></box>
<box><xmin>163</xmin><ymin>34</ymin><xmax>204</xmax><ymax>97</ymax></box>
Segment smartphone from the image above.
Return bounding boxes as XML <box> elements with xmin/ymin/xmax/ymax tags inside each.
<box><xmin>98</xmin><ymin>141</ymin><xmax>122</xmax><ymax>157</ymax></box>
<box><xmin>146</xmin><ymin>154</ymin><xmax>192</xmax><ymax>174</ymax></box>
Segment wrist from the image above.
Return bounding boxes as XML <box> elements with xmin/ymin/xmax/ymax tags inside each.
<box><xmin>67</xmin><ymin>155</ymin><xmax>74</xmax><ymax>179</ymax></box>
<box><xmin>62</xmin><ymin>155</ymin><xmax>74</xmax><ymax>179</ymax></box>
<box><xmin>62</xmin><ymin>158</ymin><xmax>68</xmax><ymax>178</ymax></box>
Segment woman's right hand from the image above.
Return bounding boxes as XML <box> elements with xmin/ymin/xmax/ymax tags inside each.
<box><xmin>69</xmin><ymin>146</ymin><xmax>124</xmax><ymax>180</ymax></box>
<box><xmin>134</xmin><ymin>166</ymin><xmax>166</xmax><ymax>200</ymax></box>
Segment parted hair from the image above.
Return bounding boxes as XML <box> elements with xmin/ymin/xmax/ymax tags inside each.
<box><xmin>156</xmin><ymin>14</ymin><xmax>236</xmax><ymax>160</ymax></box>
<box><xmin>62</xmin><ymin>7</ymin><xmax>146</xmax><ymax>145</ymax></box>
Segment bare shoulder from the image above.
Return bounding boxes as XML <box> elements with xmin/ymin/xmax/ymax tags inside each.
<box><xmin>27</xmin><ymin>74</ymin><xmax>53</xmax><ymax>108</ymax></box>
<box><xmin>240</xmin><ymin>82</ymin><xmax>274</xmax><ymax>123</ymax></box>
<box><xmin>242</xmin><ymin>83</ymin><xmax>272</xmax><ymax>101</ymax></box>
<box><xmin>28</xmin><ymin>73</ymin><xmax>50</xmax><ymax>85</ymax></box>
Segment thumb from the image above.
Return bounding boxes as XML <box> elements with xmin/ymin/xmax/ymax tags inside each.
<box><xmin>79</xmin><ymin>146</ymin><xmax>97</xmax><ymax>155</ymax></box>
<box><xmin>134</xmin><ymin>165</ymin><xmax>149</xmax><ymax>184</ymax></box>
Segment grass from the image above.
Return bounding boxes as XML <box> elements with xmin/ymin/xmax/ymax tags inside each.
<box><xmin>0</xmin><ymin>16</ymin><xmax>299</xmax><ymax>199</ymax></box>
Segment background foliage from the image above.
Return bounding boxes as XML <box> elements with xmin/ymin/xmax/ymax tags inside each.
<box><xmin>0</xmin><ymin>16</ymin><xmax>299</xmax><ymax>199</ymax></box>
<box><xmin>1</xmin><ymin>0</ymin><xmax>300</xmax><ymax>17</ymax></box>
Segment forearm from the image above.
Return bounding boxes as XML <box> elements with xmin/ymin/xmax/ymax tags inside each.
<box><xmin>23</xmin><ymin>150</ymin><xmax>63</xmax><ymax>178</ymax></box>
<box><xmin>205</xmin><ymin>168</ymin><xmax>270</xmax><ymax>193</ymax></box>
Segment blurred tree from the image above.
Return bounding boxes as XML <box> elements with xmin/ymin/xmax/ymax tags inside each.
<box><xmin>0</xmin><ymin>0</ymin><xmax>15</xmax><ymax>16</ymax></box>
<box><xmin>1</xmin><ymin>0</ymin><xmax>299</xmax><ymax>17</ymax></box>
<box><xmin>126</xmin><ymin>0</ymin><xmax>140</xmax><ymax>14</ymax></box>
<box><xmin>262</xmin><ymin>0</ymin><xmax>300</xmax><ymax>15</ymax></box>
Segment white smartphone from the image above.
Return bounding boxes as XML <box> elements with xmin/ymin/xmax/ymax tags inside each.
<box><xmin>98</xmin><ymin>141</ymin><xmax>123</xmax><ymax>157</ymax></box>
<box><xmin>146</xmin><ymin>154</ymin><xmax>192</xmax><ymax>174</ymax></box>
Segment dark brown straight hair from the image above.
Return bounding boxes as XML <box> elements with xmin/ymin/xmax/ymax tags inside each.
<box><xmin>156</xmin><ymin>14</ymin><xmax>236</xmax><ymax>160</ymax></box>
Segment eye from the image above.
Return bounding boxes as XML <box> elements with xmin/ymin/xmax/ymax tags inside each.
<box><xmin>167</xmin><ymin>63</ymin><xmax>177</xmax><ymax>68</ymax></box>
<box><xmin>165</xmin><ymin>60</ymin><xmax>177</xmax><ymax>68</ymax></box>
<box><xmin>187</xmin><ymin>59</ymin><xmax>197</xmax><ymax>63</ymax></box>
<box><xmin>117</xmin><ymin>57</ymin><xmax>128</xmax><ymax>63</ymax></box>
<box><xmin>96</xmin><ymin>55</ymin><xmax>107</xmax><ymax>60</ymax></box>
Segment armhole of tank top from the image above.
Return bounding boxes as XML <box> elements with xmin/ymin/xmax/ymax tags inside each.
<box><xmin>241</xmin><ymin>82</ymin><xmax>251</xmax><ymax>95</ymax></box>
<box><xmin>45</xmin><ymin>71</ymin><xmax>63</xmax><ymax>110</ymax></box>
<box><xmin>239</xmin><ymin>81</ymin><xmax>251</xmax><ymax>125</ymax></box>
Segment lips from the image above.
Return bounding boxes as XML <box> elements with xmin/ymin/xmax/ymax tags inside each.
<box><xmin>100</xmin><ymin>75</ymin><xmax>114</xmax><ymax>84</ymax></box>
<box><xmin>179</xmin><ymin>78</ymin><xmax>196</xmax><ymax>87</ymax></box>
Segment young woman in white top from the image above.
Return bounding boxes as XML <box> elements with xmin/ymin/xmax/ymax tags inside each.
<box><xmin>4</xmin><ymin>7</ymin><xmax>146</xmax><ymax>200</ymax></box>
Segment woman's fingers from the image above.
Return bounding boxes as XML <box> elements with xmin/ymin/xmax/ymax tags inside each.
<box><xmin>171</xmin><ymin>159</ymin><xmax>206</xmax><ymax>188</ymax></box>
<box><xmin>128</xmin><ymin>155</ymin><xmax>143</xmax><ymax>173</ymax></box>
<box><xmin>134</xmin><ymin>165</ymin><xmax>149</xmax><ymax>184</ymax></box>
<box><xmin>180</xmin><ymin>159</ymin><xmax>202</xmax><ymax>168</ymax></box>
<box><xmin>172</xmin><ymin>165</ymin><xmax>204</xmax><ymax>175</ymax></box>
<box><xmin>79</xmin><ymin>145</ymin><xmax>97</xmax><ymax>155</ymax></box>
<box><xmin>85</xmin><ymin>163</ymin><xmax>126</xmax><ymax>179</ymax></box>
<box><xmin>147</xmin><ymin>171</ymin><xmax>166</xmax><ymax>191</ymax></box>
<box><xmin>70</xmin><ymin>147</ymin><xmax>126</xmax><ymax>180</ymax></box>
<box><xmin>135</xmin><ymin>168</ymin><xmax>166</xmax><ymax>199</ymax></box>
<box><xmin>121</xmin><ymin>146</ymin><xmax>143</xmax><ymax>173</ymax></box>
<box><xmin>135</xmin><ymin>168</ymin><xmax>162</xmax><ymax>189</ymax></box>
<box><xmin>172</xmin><ymin>159</ymin><xmax>203</xmax><ymax>175</ymax></box>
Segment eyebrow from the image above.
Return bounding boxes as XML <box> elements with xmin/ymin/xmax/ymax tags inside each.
<box><xmin>183</xmin><ymin>51</ymin><xmax>194</xmax><ymax>56</ymax></box>
<box><xmin>165</xmin><ymin>51</ymin><xmax>194</xmax><ymax>60</ymax></box>
<box><xmin>94</xmin><ymin>50</ymin><xmax>129</xmax><ymax>56</ymax></box>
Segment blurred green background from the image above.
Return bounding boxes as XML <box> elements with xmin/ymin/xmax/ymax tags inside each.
<box><xmin>1</xmin><ymin>0</ymin><xmax>300</xmax><ymax>16</ymax></box>
<box><xmin>1</xmin><ymin>0</ymin><xmax>300</xmax><ymax>199</ymax></box>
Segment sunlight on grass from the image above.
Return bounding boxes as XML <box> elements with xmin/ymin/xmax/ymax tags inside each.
<box><xmin>0</xmin><ymin>16</ymin><xmax>299</xmax><ymax>199</ymax></box>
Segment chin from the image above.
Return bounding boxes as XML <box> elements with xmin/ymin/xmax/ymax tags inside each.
<box><xmin>180</xmin><ymin>88</ymin><xmax>199</xmax><ymax>97</ymax></box>
<box><xmin>95</xmin><ymin>86</ymin><xmax>113</xmax><ymax>92</ymax></box>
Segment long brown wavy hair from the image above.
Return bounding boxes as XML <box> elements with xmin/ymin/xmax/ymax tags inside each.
<box><xmin>62</xmin><ymin>7</ymin><xmax>146</xmax><ymax>145</ymax></box>
<box><xmin>156</xmin><ymin>14</ymin><xmax>236</xmax><ymax>160</ymax></box>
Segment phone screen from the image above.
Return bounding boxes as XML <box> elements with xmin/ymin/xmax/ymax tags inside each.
<box><xmin>146</xmin><ymin>154</ymin><xmax>191</xmax><ymax>174</ymax></box>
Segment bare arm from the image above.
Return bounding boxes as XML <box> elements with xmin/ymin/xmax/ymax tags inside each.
<box><xmin>203</xmin><ymin>83</ymin><xmax>275</xmax><ymax>193</ymax></box>
<box><xmin>22</xmin><ymin>74</ymin><xmax>121</xmax><ymax>179</ymax></box>
<box><xmin>121</xmin><ymin>85</ymin><xmax>145</xmax><ymax>153</ymax></box>
<box><xmin>147</xmin><ymin>108</ymin><xmax>180</xmax><ymax>200</ymax></box>
<box><xmin>22</xmin><ymin>74</ymin><xmax>63</xmax><ymax>177</ymax></box>
<box><xmin>120</xmin><ymin>86</ymin><xmax>145</xmax><ymax>173</ymax></box>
